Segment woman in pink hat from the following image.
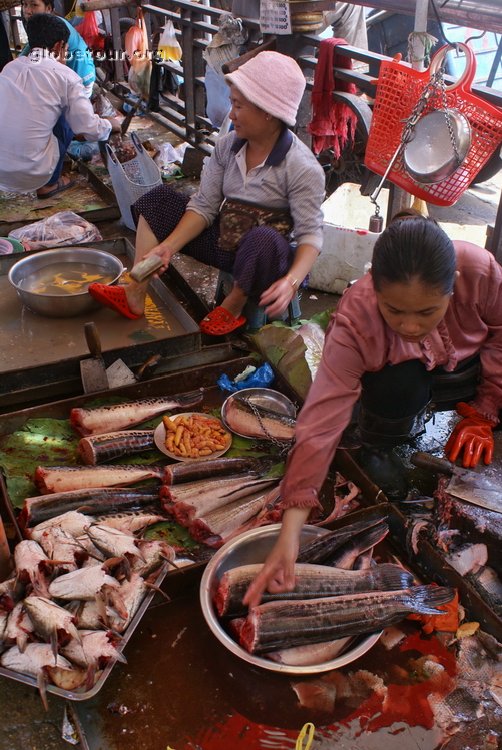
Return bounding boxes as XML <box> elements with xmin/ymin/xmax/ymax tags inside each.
<box><xmin>89</xmin><ymin>50</ymin><xmax>326</xmax><ymax>335</ymax></box>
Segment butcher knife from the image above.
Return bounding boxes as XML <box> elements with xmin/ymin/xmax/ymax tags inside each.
<box><xmin>410</xmin><ymin>451</ymin><xmax>502</xmax><ymax>513</ymax></box>
<box><xmin>80</xmin><ymin>321</ymin><xmax>109</xmax><ymax>393</ymax></box>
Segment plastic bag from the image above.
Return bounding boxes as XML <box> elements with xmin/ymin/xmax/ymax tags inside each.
<box><xmin>9</xmin><ymin>211</ymin><xmax>102</xmax><ymax>251</ymax></box>
<box><xmin>157</xmin><ymin>19</ymin><xmax>182</xmax><ymax>62</ymax></box>
<box><xmin>77</xmin><ymin>6</ymin><xmax>104</xmax><ymax>50</ymax></box>
<box><xmin>125</xmin><ymin>9</ymin><xmax>149</xmax><ymax>66</ymax></box>
<box><xmin>128</xmin><ymin>60</ymin><xmax>151</xmax><ymax>99</ymax></box>
<box><xmin>217</xmin><ymin>362</ymin><xmax>275</xmax><ymax>393</ymax></box>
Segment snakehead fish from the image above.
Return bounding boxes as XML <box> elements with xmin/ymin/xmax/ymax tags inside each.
<box><xmin>21</xmin><ymin>487</ymin><xmax>161</xmax><ymax>528</ymax></box>
<box><xmin>239</xmin><ymin>585</ymin><xmax>455</xmax><ymax>654</ymax></box>
<box><xmin>214</xmin><ymin>562</ymin><xmax>414</xmax><ymax>617</ymax></box>
<box><xmin>223</xmin><ymin>397</ymin><xmax>295</xmax><ymax>441</ymax></box>
<box><xmin>78</xmin><ymin>430</ymin><xmax>156</xmax><ymax>465</ymax></box>
<box><xmin>297</xmin><ymin>514</ymin><xmax>388</xmax><ymax>565</ymax></box>
<box><xmin>163</xmin><ymin>456</ymin><xmax>275</xmax><ymax>485</ymax></box>
<box><xmin>34</xmin><ymin>465</ymin><xmax>164</xmax><ymax>494</ymax></box>
<box><xmin>70</xmin><ymin>390</ymin><xmax>204</xmax><ymax>436</ymax></box>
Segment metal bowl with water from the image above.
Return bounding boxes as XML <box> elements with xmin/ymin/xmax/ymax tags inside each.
<box><xmin>8</xmin><ymin>247</ymin><xmax>124</xmax><ymax>317</ymax></box>
<box><xmin>200</xmin><ymin>524</ymin><xmax>382</xmax><ymax>675</ymax></box>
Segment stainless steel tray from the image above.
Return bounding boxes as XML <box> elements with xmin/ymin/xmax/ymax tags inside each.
<box><xmin>0</xmin><ymin>561</ymin><xmax>171</xmax><ymax>701</ymax></box>
<box><xmin>0</xmin><ymin>237</ymin><xmax>201</xmax><ymax>409</ymax></box>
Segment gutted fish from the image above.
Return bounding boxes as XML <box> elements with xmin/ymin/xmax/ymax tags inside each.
<box><xmin>14</xmin><ymin>540</ymin><xmax>54</xmax><ymax>598</ymax></box>
<box><xmin>30</xmin><ymin>511</ymin><xmax>95</xmax><ymax>542</ymax></box>
<box><xmin>21</xmin><ymin>487</ymin><xmax>160</xmax><ymax>528</ymax></box>
<box><xmin>267</xmin><ymin>637</ymin><xmax>354</xmax><ymax>666</ymax></box>
<box><xmin>0</xmin><ymin>643</ymin><xmax>72</xmax><ymax>677</ymax></box>
<box><xmin>37</xmin><ymin>527</ymin><xmax>89</xmax><ymax>573</ymax></box>
<box><xmin>34</xmin><ymin>464</ymin><xmax>163</xmax><ymax>494</ymax></box>
<box><xmin>161</xmin><ymin>475</ymin><xmax>278</xmax><ymax>526</ymax></box>
<box><xmin>3</xmin><ymin>601</ymin><xmax>35</xmax><ymax>652</ymax></box>
<box><xmin>223</xmin><ymin>397</ymin><xmax>295</xmax><ymax>441</ymax></box>
<box><xmin>94</xmin><ymin>509</ymin><xmax>168</xmax><ymax>535</ymax></box>
<box><xmin>297</xmin><ymin>514</ymin><xmax>388</xmax><ymax>565</ymax></box>
<box><xmin>48</xmin><ymin>566</ymin><xmax>120</xmax><ymax>601</ymax></box>
<box><xmin>131</xmin><ymin>540</ymin><xmax>176</xmax><ymax>577</ymax></box>
<box><xmin>78</xmin><ymin>430</ymin><xmax>156</xmax><ymax>465</ymax></box>
<box><xmin>106</xmin><ymin>573</ymin><xmax>147</xmax><ymax>633</ymax></box>
<box><xmin>70</xmin><ymin>391</ymin><xmax>204</xmax><ymax>436</ymax></box>
<box><xmin>85</xmin><ymin>524</ymin><xmax>144</xmax><ymax>561</ymax></box>
<box><xmin>326</xmin><ymin>522</ymin><xmax>389</xmax><ymax>569</ymax></box>
<box><xmin>164</xmin><ymin>456</ymin><xmax>275</xmax><ymax>485</ymax></box>
<box><xmin>214</xmin><ymin>562</ymin><xmax>414</xmax><ymax>617</ymax></box>
<box><xmin>61</xmin><ymin>629</ymin><xmax>126</xmax><ymax>670</ymax></box>
<box><xmin>239</xmin><ymin>585</ymin><xmax>455</xmax><ymax>653</ymax></box>
<box><xmin>190</xmin><ymin>486</ymin><xmax>279</xmax><ymax>546</ymax></box>
<box><xmin>23</xmin><ymin>596</ymin><xmax>80</xmax><ymax>654</ymax></box>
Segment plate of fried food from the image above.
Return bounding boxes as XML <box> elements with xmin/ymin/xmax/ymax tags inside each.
<box><xmin>154</xmin><ymin>412</ymin><xmax>232</xmax><ymax>462</ymax></box>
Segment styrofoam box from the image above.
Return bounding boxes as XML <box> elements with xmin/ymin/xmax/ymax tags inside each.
<box><xmin>309</xmin><ymin>183</ymin><xmax>389</xmax><ymax>295</ymax></box>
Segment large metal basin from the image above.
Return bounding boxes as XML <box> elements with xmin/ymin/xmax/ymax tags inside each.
<box><xmin>200</xmin><ymin>524</ymin><xmax>381</xmax><ymax>674</ymax></box>
<box><xmin>8</xmin><ymin>247</ymin><xmax>124</xmax><ymax>317</ymax></box>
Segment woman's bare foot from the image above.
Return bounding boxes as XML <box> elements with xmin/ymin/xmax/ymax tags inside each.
<box><xmin>220</xmin><ymin>283</ymin><xmax>247</xmax><ymax>319</ymax></box>
<box><xmin>124</xmin><ymin>279</ymin><xmax>149</xmax><ymax>316</ymax></box>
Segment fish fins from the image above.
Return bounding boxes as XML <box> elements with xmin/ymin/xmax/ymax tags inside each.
<box><xmin>113</xmin><ymin>650</ymin><xmax>128</xmax><ymax>665</ymax></box>
<box><xmin>406</xmin><ymin>585</ymin><xmax>456</xmax><ymax>615</ymax></box>
<box><xmin>144</xmin><ymin>582</ymin><xmax>171</xmax><ymax>602</ymax></box>
<box><xmin>37</xmin><ymin>671</ymin><xmax>49</xmax><ymax>712</ymax></box>
<box><xmin>372</xmin><ymin>563</ymin><xmax>414</xmax><ymax>591</ymax></box>
<box><xmin>102</xmin><ymin>586</ymin><xmax>128</xmax><ymax>621</ymax></box>
<box><xmin>50</xmin><ymin>629</ymin><xmax>58</xmax><ymax>665</ymax></box>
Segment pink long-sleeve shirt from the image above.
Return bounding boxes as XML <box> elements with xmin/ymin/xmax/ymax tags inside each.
<box><xmin>281</xmin><ymin>240</ymin><xmax>502</xmax><ymax>512</ymax></box>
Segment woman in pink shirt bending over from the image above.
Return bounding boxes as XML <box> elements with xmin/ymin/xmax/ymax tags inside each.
<box><xmin>244</xmin><ymin>211</ymin><xmax>502</xmax><ymax>608</ymax></box>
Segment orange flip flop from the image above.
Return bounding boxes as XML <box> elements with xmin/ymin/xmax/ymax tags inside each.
<box><xmin>88</xmin><ymin>283</ymin><xmax>142</xmax><ymax>320</ymax></box>
<box><xmin>199</xmin><ymin>306</ymin><xmax>246</xmax><ymax>335</ymax></box>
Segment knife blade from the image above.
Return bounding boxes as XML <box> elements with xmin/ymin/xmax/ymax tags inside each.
<box><xmin>80</xmin><ymin>322</ymin><xmax>109</xmax><ymax>393</ymax></box>
<box><xmin>411</xmin><ymin>452</ymin><xmax>501</xmax><ymax>514</ymax></box>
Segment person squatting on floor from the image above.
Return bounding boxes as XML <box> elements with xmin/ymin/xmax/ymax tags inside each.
<box><xmin>242</xmin><ymin>212</ymin><xmax>502</xmax><ymax>608</ymax></box>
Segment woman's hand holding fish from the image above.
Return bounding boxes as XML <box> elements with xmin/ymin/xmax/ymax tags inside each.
<box><xmin>243</xmin><ymin>507</ymin><xmax>310</xmax><ymax>609</ymax></box>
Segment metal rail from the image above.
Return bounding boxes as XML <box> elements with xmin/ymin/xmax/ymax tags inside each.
<box><xmin>105</xmin><ymin>0</ymin><xmax>502</xmax><ymax>258</ymax></box>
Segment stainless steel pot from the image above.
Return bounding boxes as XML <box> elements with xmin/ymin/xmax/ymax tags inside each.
<box><xmin>8</xmin><ymin>247</ymin><xmax>124</xmax><ymax>318</ymax></box>
<box><xmin>403</xmin><ymin>108</ymin><xmax>472</xmax><ymax>185</ymax></box>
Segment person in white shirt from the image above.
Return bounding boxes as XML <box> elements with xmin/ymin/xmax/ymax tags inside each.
<box><xmin>0</xmin><ymin>13</ymin><xmax>120</xmax><ymax>198</ymax></box>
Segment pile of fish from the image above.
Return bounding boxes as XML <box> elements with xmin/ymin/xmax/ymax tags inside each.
<box><xmin>212</xmin><ymin>515</ymin><xmax>456</xmax><ymax>665</ymax></box>
<box><xmin>0</xmin><ymin>512</ymin><xmax>176</xmax><ymax>703</ymax></box>
<box><xmin>15</xmin><ymin>391</ymin><xmax>286</xmax><ymax>548</ymax></box>
<box><xmin>159</xmin><ymin>475</ymin><xmax>282</xmax><ymax>547</ymax></box>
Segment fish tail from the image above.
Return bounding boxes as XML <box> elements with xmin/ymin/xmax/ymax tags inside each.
<box><xmin>372</xmin><ymin>563</ymin><xmax>414</xmax><ymax>591</ymax></box>
<box><xmin>405</xmin><ymin>585</ymin><xmax>456</xmax><ymax>615</ymax></box>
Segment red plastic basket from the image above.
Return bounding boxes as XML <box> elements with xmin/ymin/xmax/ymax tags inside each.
<box><xmin>364</xmin><ymin>43</ymin><xmax>502</xmax><ymax>206</ymax></box>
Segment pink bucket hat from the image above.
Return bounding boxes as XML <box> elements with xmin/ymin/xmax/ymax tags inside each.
<box><xmin>224</xmin><ymin>51</ymin><xmax>306</xmax><ymax>127</ymax></box>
